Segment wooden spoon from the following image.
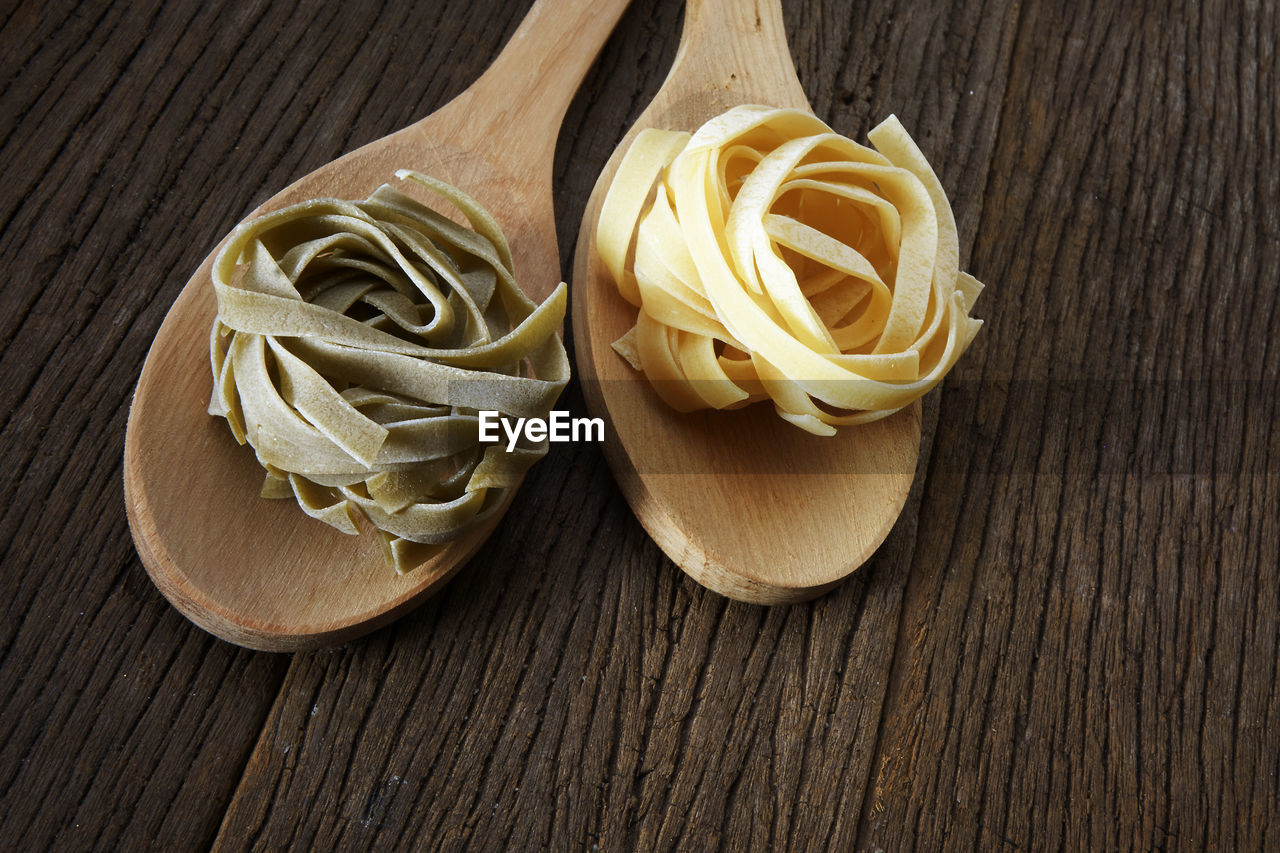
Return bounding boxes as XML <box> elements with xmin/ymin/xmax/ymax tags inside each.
<box><xmin>124</xmin><ymin>0</ymin><xmax>630</xmax><ymax>651</ymax></box>
<box><xmin>571</xmin><ymin>0</ymin><xmax>923</xmax><ymax>604</ymax></box>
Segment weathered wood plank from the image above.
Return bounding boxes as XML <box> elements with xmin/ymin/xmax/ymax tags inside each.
<box><xmin>0</xmin><ymin>0</ymin><xmax>311</xmax><ymax>846</ymax></box>
<box><xmin>0</xmin><ymin>0</ymin><xmax>528</xmax><ymax>847</ymax></box>
<box><xmin>859</xmin><ymin>0</ymin><xmax>1280</xmax><ymax>849</ymax></box>
<box><xmin>4</xmin><ymin>0</ymin><xmax>1275</xmax><ymax>849</ymax></box>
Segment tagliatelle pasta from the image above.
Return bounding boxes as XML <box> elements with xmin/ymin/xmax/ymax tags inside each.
<box><xmin>208</xmin><ymin>171</ymin><xmax>569</xmax><ymax>572</ymax></box>
<box><xmin>597</xmin><ymin>105</ymin><xmax>985</xmax><ymax>435</ymax></box>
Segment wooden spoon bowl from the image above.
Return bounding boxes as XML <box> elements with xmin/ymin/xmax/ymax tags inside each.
<box><xmin>124</xmin><ymin>0</ymin><xmax>630</xmax><ymax>651</ymax></box>
<box><xmin>571</xmin><ymin>0</ymin><xmax>922</xmax><ymax>604</ymax></box>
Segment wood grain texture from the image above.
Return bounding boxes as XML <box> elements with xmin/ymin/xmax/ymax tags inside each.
<box><xmin>1</xmin><ymin>0</ymin><xmax>1276</xmax><ymax>851</ymax></box>
<box><xmin>859</xmin><ymin>0</ymin><xmax>1280</xmax><ymax>849</ymax></box>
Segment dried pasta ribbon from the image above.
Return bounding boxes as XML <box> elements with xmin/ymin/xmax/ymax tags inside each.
<box><xmin>598</xmin><ymin>105</ymin><xmax>985</xmax><ymax>436</ymax></box>
<box><xmin>209</xmin><ymin>171</ymin><xmax>569</xmax><ymax>572</ymax></box>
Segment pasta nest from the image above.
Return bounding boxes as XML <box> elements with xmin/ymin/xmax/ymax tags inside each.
<box><xmin>598</xmin><ymin>105</ymin><xmax>985</xmax><ymax>435</ymax></box>
<box><xmin>208</xmin><ymin>171</ymin><xmax>568</xmax><ymax>572</ymax></box>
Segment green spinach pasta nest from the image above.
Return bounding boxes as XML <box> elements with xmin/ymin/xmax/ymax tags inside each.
<box><xmin>208</xmin><ymin>171</ymin><xmax>569</xmax><ymax>572</ymax></box>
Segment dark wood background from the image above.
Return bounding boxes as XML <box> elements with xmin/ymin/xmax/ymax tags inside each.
<box><xmin>2</xmin><ymin>0</ymin><xmax>1276</xmax><ymax>849</ymax></box>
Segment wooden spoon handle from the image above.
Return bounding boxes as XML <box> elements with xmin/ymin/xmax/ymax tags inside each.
<box><xmin>670</xmin><ymin>0</ymin><xmax>807</xmax><ymax>109</ymax></box>
<box><xmin>448</xmin><ymin>0</ymin><xmax>633</xmax><ymax>145</ymax></box>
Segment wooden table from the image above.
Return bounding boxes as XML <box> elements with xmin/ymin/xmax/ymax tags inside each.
<box><xmin>2</xmin><ymin>0</ymin><xmax>1276</xmax><ymax>849</ymax></box>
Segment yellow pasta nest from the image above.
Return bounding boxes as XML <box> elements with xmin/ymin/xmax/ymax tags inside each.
<box><xmin>597</xmin><ymin>105</ymin><xmax>985</xmax><ymax>435</ymax></box>
<box><xmin>208</xmin><ymin>171</ymin><xmax>569</xmax><ymax>572</ymax></box>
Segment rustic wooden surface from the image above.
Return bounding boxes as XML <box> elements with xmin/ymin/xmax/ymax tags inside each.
<box><xmin>1</xmin><ymin>0</ymin><xmax>1275</xmax><ymax>849</ymax></box>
